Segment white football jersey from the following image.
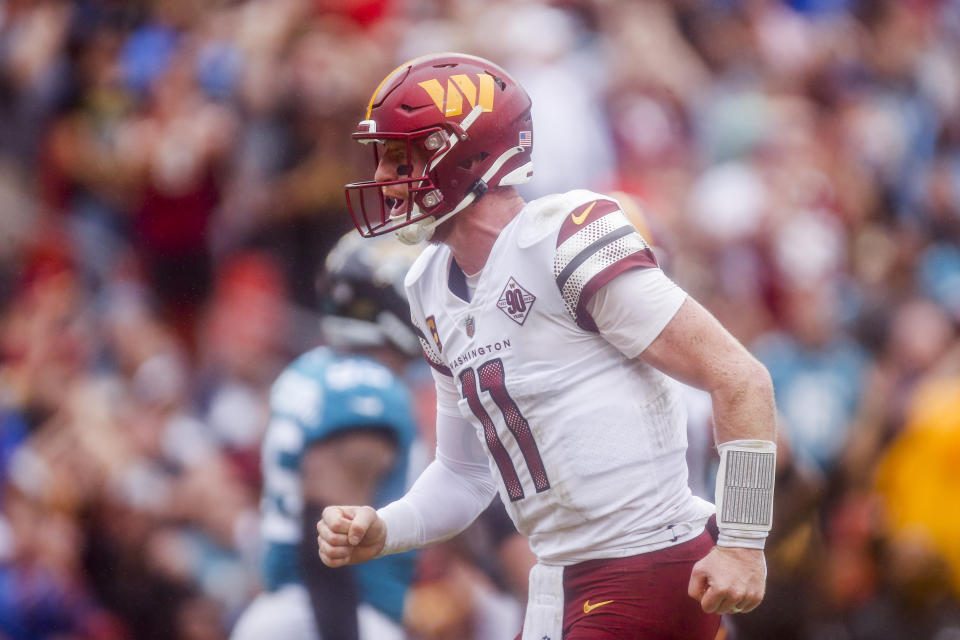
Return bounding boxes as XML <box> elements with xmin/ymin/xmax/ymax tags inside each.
<box><xmin>406</xmin><ymin>190</ymin><xmax>714</xmax><ymax>564</ymax></box>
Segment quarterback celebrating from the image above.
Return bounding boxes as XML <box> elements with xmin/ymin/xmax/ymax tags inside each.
<box><xmin>319</xmin><ymin>52</ymin><xmax>777</xmax><ymax>640</ymax></box>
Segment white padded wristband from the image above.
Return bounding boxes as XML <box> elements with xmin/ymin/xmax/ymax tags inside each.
<box><xmin>715</xmin><ymin>439</ymin><xmax>776</xmax><ymax>549</ymax></box>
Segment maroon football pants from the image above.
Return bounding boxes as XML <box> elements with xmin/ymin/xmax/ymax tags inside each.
<box><xmin>517</xmin><ymin>529</ymin><xmax>721</xmax><ymax>640</ymax></box>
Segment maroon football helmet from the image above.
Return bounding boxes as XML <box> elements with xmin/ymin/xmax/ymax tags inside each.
<box><xmin>345</xmin><ymin>53</ymin><xmax>534</xmax><ymax>244</ymax></box>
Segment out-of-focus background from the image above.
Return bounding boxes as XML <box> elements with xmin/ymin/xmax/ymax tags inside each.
<box><xmin>1</xmin><ymin>0</ymin><xmax>959</xmax><ymax>638</ymax></box>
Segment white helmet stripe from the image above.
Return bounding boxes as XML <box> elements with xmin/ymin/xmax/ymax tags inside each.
<box><xmin>427</xmin><ymin>104</ymin><xmax>484</xmax><ymax>172</ymax></box>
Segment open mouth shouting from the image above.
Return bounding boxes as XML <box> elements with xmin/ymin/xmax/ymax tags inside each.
<box><xmin>385</xmin><ymin>195</ymin><xmax>408</xmax><ymax>220</ymax></box>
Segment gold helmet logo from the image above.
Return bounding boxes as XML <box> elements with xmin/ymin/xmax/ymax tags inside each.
<box><xmin>418</xmin><ymin>74</ymin><xmax>495</xmax><ymax>117</ymax></box>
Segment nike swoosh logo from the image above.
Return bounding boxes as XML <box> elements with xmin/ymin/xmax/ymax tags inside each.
<box><xmin>583</xmin><ymin>599</ymin><xmax>615</xmax><ymax>614</ymax></box>
<box><xmin>571</xmin><ymin>201</ymin><xmax>596</xmax><ymax>225</ymax></box>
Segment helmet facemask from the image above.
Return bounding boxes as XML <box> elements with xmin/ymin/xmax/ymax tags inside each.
<box><xmin>346</xmin><ymin>123</ymin><xmax>452</xmax><ymax>243</ymax></box>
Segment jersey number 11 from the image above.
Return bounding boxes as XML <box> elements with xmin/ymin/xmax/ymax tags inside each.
<box><xmin>459</xmin><ymin>358</ymin><xmax>550</xmax><ymax>501</ymax></box>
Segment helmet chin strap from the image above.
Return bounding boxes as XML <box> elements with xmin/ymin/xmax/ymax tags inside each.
<box><xmin>393</xmin><ymin>188</ymin><xmax>478</xmax><ymax>245</ymax></box>
<box><xmin>395</xmin><ymin>216</ymin><xmax>435</xmax><ymax>244</ymax></box>
<box><xmin>394</xmin><ymin>143</ymin><xmax>527</xmax><ymax>245</ymax></box>
<box><xmin>394</xmin><ymin>178</ymin><xmax>484</xmax><ymax>244</ymax></box>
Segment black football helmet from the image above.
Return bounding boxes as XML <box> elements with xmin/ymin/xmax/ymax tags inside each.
<box><xmin>317</xmin><ymin>232</ymin><xmax>422</xmax><ymax>357</ymax></box>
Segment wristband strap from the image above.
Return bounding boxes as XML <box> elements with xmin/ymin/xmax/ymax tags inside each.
<box><xmin>715</xmin><ymin>439</ymin><xmax>776</xmax><ymax>547</ymax></box>
<box><xmin>717</xmin><ymin>529</ymin><xmax>768</xmax><ymax>549</ymax></box>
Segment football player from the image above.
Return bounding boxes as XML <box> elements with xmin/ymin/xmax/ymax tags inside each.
<box><xmin>320</xmin><ymin>53</ymin><xmax>777</xmax><ymax>640</ymax></box>
<box><xmin>231</xmin><ymin>233</ymin><xmax>422</xmax><ymax>640</ymax></box>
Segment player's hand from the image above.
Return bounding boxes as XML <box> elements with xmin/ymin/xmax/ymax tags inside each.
<box><xmin>317</xmin><ymin>505</ymin><xmax>386</xmax><ymax>567</ymax></box>
<box><xmin>687</xmin><ymin>546</ymin><xmax>766</xmax><ymax>615</ymax></box>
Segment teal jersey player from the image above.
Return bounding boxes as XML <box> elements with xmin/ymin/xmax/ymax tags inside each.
<box><xmin>260</xmin><ymin>346</ymin><xmax>417</xmax><ymax>622</ymax></box>
<box><xmin>232</xmin><ymin>231</ymin><xmax>426</xmax><ymax>640</ymax></box>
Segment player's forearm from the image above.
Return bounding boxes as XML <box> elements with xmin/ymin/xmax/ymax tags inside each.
<box><xmin>709</xmin><ymin>357</ymin><xmax>777</xmax><ymax>549</ymax></box>
<box><xmin>709</xmin><ymin>356</ymin><xmax>776</xmax><ymax>445</ymax></box>
<box><xmin>377</xmin><ymin>453</ymin><xmax>497</xmax><ymax>555</ymax></box>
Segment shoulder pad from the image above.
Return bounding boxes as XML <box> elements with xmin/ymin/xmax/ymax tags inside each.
<box><xmin>552</xmin><ymin>196</ymin><xmax>659</xmax><ymax>331</ymax></box>
<box><xmin>404</xmin><ymin>243</ymin><xmax>445</xmax><ymax>289</ymax></box>
<box><xmin>517</xmin><ymin>189</ymin><xmax>616</xmax><ymax>248</ymax></box>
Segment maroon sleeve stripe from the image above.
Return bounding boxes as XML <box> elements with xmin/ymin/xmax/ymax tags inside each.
<box><xmin>412</xmin><ymin>324</ymin><xmax>430</xmax><ymax>345</ymax></box>
<box><xmin>413</xmin><ymin>324</ymin><xmax>452</xmax><ymax>376</ymax></box>
<box><xmin>423</xmin><ymin>353</ymin><xmax>453</xmax><ymax>377</ymax></box>
<box><xmin>574</xmin><ymin>248</ymin><xmax>659</xmax><ymax>332</ymax></box>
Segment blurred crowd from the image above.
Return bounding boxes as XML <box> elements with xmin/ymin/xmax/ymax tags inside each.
<box><xmin>1</xmin><ymin>0</ymin><xmax>960</xmax><ymax>638</ymax></box>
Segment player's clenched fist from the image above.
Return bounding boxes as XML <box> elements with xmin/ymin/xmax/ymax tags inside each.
<box><xmin>687</xmin><ymin>546</ymin><xmax>766</xmax><ymax>615</ymax></box>
<box><xmin>317</xmin><ymin>505</ymin><xmax>387</xmax><ymax>567</ymax></box>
